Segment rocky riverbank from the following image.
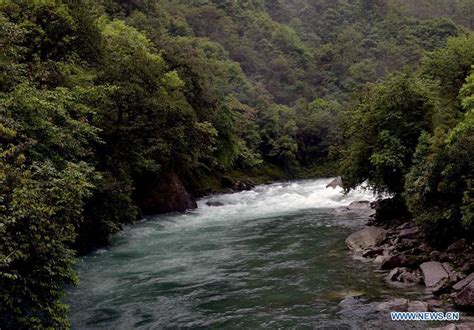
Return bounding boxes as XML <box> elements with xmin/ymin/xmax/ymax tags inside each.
<box><xmin>345</xmin><ymin>199</ymin><xmax>474</xmax><ymax>328</ymax></box>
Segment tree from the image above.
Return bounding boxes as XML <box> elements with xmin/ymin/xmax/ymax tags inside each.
<box><xmin>0</xmin><ymin>85</ymin><xmax>99</xmax><ymax>328</ymax></box>
<box><xmin>258</xmin><ymin>104</ymin><xmax>298</xmax><ymax>168</ymax></box>
<box><xmin>341</xmin><ymin>71</ymin><xmax>436</xmax><ymax>194</ymax></box>
<box><xmin>422</xmin><ymin>33</ymin><xmax>474</xmax><ymax>102</ymax></box>
<box><xmin>295</xmin><ymin>98</ymin><xmax>342</xmax><ymax>165</ymax></box>
<box><xmin>404</xmin><ymin>73</ymin><xmax>474</xmax><ymax>244</ymax></box>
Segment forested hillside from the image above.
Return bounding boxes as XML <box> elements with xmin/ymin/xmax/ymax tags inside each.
<box><xmin>0</xmin><ymin>0</ymin><xmax>473</xmax><ymax>328</ymax></box>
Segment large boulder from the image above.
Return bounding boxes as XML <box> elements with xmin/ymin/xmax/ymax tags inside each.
<box><xmin>137</xmin><ymin>171</ymin><xmax>197</xmax><ymax>214</ymax></box>
<box><xmin>420</xmin><ymin>261</ymin><xmax>449</xmax><ymax>288</ymax></box>
<box><xmin>326</xmin><ymin>176</ymin><xmax>343</xmax><ymax>189</ymax></box>
<box><xmin>346</xmin><ymin>226</ymin><xmax>387</xmax><ymax>252</ymax></box>
<box><xmin>454</xmin><ymin>281</ymin><xmax>474</xmax><ymax>310</ymax></box>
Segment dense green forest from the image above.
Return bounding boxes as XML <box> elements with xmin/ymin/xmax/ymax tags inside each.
<box><xmin>0</xmin><ymin>0</ymin><xmax>473</xmax><ymax>328</ymax></box>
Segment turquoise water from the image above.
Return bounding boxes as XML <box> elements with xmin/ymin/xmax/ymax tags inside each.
<box><xmin>68</xmin><ymin>179</ymin><xmax>424</xmax><ymax>329</ymax></box>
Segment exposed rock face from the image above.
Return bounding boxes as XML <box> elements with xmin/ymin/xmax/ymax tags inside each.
<box><xmin>455</xmin><ymin>281</ymin><xmax>474</xmax><ymax>310</ymax></box>
<box><xmin>346</xmin><ymin>226</ymin><xmax>387</xmax><ymax>252</ymax></box>
<box><xmin>326</xmin><ymin>176</ymin><xmax>343</xmax><ymax>189</ymax></box>
<box><xmin>420</xmin><ymin>261</ymin><xmax>449</xmax><ymax>288</ymax></box>
<box><xmin>137</xmin><ymin>171</ymin><xmax>197</xmax><ymax>214</ymax></box>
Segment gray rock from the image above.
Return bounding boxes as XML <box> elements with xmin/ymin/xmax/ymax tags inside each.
<box><xmin>396</xmin><ymin>238</ymin><xmax>418</xmax><ymax>252</ymax></box>
<box><xmin>233</xmin><ymin>180</ymin><xmax>254</xmax><ymax>191</ymax></box>
<box><xmin>443</xmin><ymin>263</ymin><xmax>464</xmax><ymax>284</ymax></box>
<box><xmin>460</xmin><ymin>260</ymin><xmax>474</xmax><ymax>274</ymax></box>
<box><xmin>397</xmin><ymin>222</ymin><xmax>414</xmax><ymax>230</ymax></box>
<box><xmin>374</xmin><ymin>255</ymin><xmax>386</xmax><ymax>264</ymax></box>
<box><xmin>419</xmin><ymin>243</ymin><xmax>433</xmax><ymax>253</ymax></box>
<box><xmin>376</xmin><ymin>298</ymin><xmax>409</xmax><ymax>312</ymax></box>
<box><xmin>326</xmin><ymin>176</ymin><xmax>343</xmax><ymax>189</ymax></box>
<box><xmin>407</xmin><ymin>300</ymin><xmax>430</xmax><ymax>312</ymax></box>
<box><xmin>455</xmin><ymin>281</ymin><xmax>474</xmax><ymax>310</ymax></box>
<box><xmin>399</xmin><ymin>270</ymin><xmax>423</xmax><ymax>284</ymax></box>
<box><xmin>346</xmin><ymin>226</ymin><xmax>387</xmax><ymax>252</ymax></box>
<box><xmin>205</xmin><ymin>201</ymin><xmax>224</xmax><ymax>207</ymax></box>
<box><xmin>386</xmin><ymin>267</ymin><xmax>422</xmax><ymax>284</ymax></box>
<box><xmin>398</xmin><ymin>227</ymin><xmax>419</xmax><ymax>239</ymax></box>
<box><xmin>420</xmin><ymin>261</ymin><xmax>449</xmax><ymax>287</ymax></box>
<box><xmin>430</xmin><ymin>251</ymin><xmax>442</xmax><ymax>261</ymax></box>
<box><xmin>399</xmin><ymin>253</ymin><xmax>428</xmax><ymax>269</ymax></box>
<box><xmin>447</xmin><ymin>239</ymin><xmax>467</xmax><ymax>253</ymax></box>
<box><xmin>139</xmin><ymin>171</ymin><xmax>197</xmax><ymax>214</ymax></box>
<box><xmin>383</xmin><ymin>245</ymin><xmax>395</xmax><ymax>255</ymax></box>
<box><xmin>453</xmin><ymin>273</ymin><xmax>474</xmax><ymax>291</ymax></box>
<box><xmin>426</xmin><ymin>299</ymin><xmax>444</xmax><ymax>308</ymax></box>
<box><xmin>386</xmin><ymin>267</ymin><xmax>404</xmax><ymax>281</ymax></box>
<box><xmin>348</xmin><ymin>200</ymin><xmax>371</xmax><ymax>209</ymax></box>
<box><xmin>439</xmin><ymin>252</ymin><xmax>453</xmax><ymax>263</ymax></box>
<box><xmin>333</xmin><ymin>206</ymin><xmax>350</xmax><ymax>214</ymax></box>
<box><xmin>362</xmin><ymin>246</ymin><xmax>384</xmax><ymax>258</ymax></box>
<box><xmin>432</xmin><ymin>278</ymin><xmax>451</xmax><ymax>296</ymax></box>
<box><xmin>221</xmin><ymin>176</ymin><xmax>255</xmax><ymax>191</ymax></box>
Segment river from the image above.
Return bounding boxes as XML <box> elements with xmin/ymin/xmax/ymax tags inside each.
<box><xmin>68</xmin><ymin>178</ymin><xmax>424</xmax><ymax>329</ymax></box>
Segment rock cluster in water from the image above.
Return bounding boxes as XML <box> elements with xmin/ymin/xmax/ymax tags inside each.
<box><xmin>346</xmin><ymin>199</ymin><xmax>474</xmax><ymax>323</ymax></box>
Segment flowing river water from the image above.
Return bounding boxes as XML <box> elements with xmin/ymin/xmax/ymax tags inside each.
<box><xmin>68</xmin><ymin>179</ymin><xmax>426</xmax><ymax>329</ymax></box>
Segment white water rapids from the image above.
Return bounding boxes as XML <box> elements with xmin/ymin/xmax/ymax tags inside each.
<box><xmin>158</xmin><ymin>178</ymin><xmax>377</xmax><ymax>229</ymax></box>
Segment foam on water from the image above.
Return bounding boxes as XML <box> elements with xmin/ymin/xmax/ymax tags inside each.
<box><xmin>154</xmin><ymin>178</ymin><xmax>378</xmax><ymax>229</ymax></box>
